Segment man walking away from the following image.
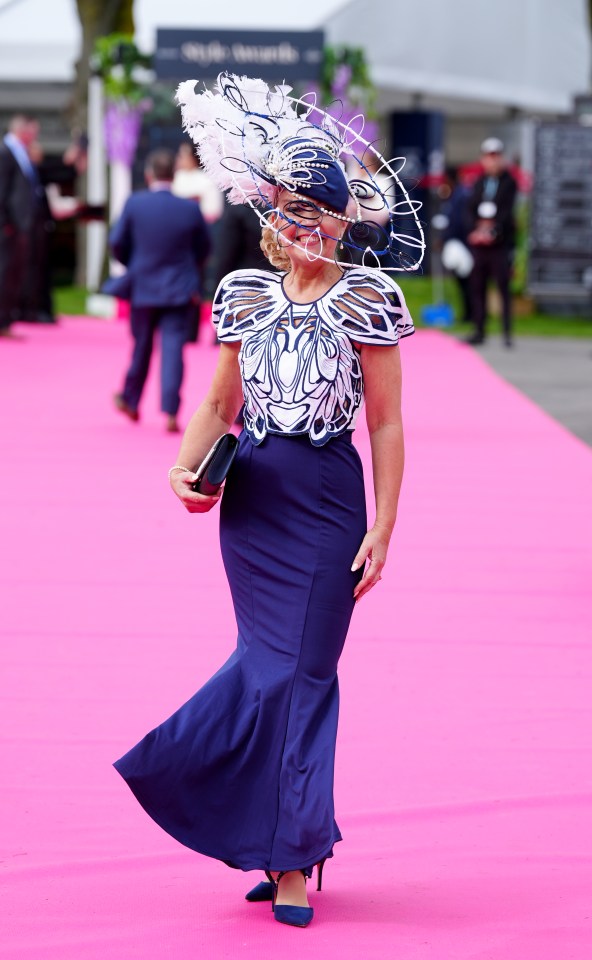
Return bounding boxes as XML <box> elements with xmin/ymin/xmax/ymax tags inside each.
<box><xmin>110</xmin><ymin>149</ymin><xmax>211</xmax><ymax>432</ymax></box>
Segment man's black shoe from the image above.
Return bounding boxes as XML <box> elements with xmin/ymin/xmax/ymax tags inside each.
<box><xmin>113</xmin><ymin>393</ymin><xmax>139</xmax><ymax>422</ymax></box>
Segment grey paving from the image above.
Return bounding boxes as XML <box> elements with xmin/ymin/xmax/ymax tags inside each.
<box><xmin>463</xmin><ymin>336</ymin><xmax>592</xmax><ymax>447</ymax></box>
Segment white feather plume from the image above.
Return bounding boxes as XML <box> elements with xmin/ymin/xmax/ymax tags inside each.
<box><xmin>176</xmin><ymin>74</ymin><xmax>305</xmax><ymax>205</ymax></box>
<box><xmin>174</xmin><ymin>72</ymin><xmax>425</xmax><ymax>272</ymax></box>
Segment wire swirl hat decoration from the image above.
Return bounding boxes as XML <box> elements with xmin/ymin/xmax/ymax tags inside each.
<box><xmin>176</xmin><ymin>72</ymin><xmax>425</xmax><ymax>272</ymax></box>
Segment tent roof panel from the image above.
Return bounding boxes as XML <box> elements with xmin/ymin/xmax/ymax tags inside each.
<box><xmin>326</xmin><ymin>0</ymin><xmax>591</xmax><ymax>114</ymax></box>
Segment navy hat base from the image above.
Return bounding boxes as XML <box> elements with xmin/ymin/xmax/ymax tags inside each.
<box><xmin>268</xmin><ymin>137</ymin><xmax>350</xmax><ymax>213</ymax></box>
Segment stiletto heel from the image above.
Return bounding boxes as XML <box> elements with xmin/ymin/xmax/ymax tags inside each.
<box><xmin>265</xmin><ymin>870</ymin><xmax>314</xmax><ymax>927</ymax></box>
<box><xmin>264</xmin><ymin>870</ymin><xmax>277</xmax><ymax>912</ymax></box>
<box><xmin>316</xmin><ymin>857</ymin><xmax>327</xmax><ymax>892</ymax></box>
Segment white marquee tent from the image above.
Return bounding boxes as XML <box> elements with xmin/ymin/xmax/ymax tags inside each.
<box><xmin>1</xmin><ymin>0</ymin><xmax>589</xmax><ymax>114</ymax></box>
<box><xmin>325</xmin><ymin>0</ymin><xmax>591</xmax><ymax>116</ymax></box>
<box><xmin>324</xmin><ymin>0</ymin><xmax>591</xmax><ymax>164</ymax></box>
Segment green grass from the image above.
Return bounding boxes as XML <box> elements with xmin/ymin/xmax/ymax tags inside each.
<box><xmin>400</xmin><ymin>276</ymin><xmax>592</xmax><ymax>338</ymax></box>
<box><xmin>55</xmin><ymin>280</ymin><xmax>592</xmax><ymax>338</ymax></box>
<box><xmin>54</xmin><ymin>286</ymin><xmax>89</xmax><ymax>317</ymax></box>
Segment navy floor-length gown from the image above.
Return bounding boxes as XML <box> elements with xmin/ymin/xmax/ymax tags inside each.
<box><xmin>114</xmin><ymin>268</ymin><xmax>413</xmax><ymax>874</ymax></box>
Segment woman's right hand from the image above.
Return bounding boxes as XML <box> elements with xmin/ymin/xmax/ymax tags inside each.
<box><xmin>170</xmin><ymin>472</ymin><xmax>222</xmax><ymax>514</ymax></box>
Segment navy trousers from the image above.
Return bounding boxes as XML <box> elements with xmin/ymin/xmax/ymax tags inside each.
<box><xmin>470</xmin><ymin>245</ymin><xmax>513</xmax><ymax>340</ymax></box>
<box><xmin>122</xmin><ymin>304</ymin><xmax>189</xmax><ymax>415</ymax></box>
<box><xmin>0</xmin><ymin>232</ymin><xmax>28</xmax><ymax>330</ymax></box>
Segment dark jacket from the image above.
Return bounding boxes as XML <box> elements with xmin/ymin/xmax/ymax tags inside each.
<box><xmin>468</xmin><ymin>169</ymin><xmax>517</xmax><ymax>249</ymax></box>
<box><xmin>213</xmin><ymin>202</ymin><xmax>271</xmax><ymax>288</ymax></box>
<box><xmin>0</xmin><ymin>143</ymin><xmax>37</xmax><ymax>233</ymax></box>
<box><xmin>108</xmin><ymin>188</ymin><xmax>211</xmax><ymax>307</ymax></box>
<box><xmin>443</xmin><ymin>183</ymin><xmax>472</xmax><ymax>245</ymax></box>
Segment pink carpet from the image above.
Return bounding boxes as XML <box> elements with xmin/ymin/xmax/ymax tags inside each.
<box><xmin>1</xmin><ymin>317</ymin><xmax>591</xmax><ymax>959</ymax></box>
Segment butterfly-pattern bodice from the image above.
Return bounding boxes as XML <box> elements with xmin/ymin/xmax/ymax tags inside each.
<box><xmin>212</xmin><ymin>269</ymin><xmax>414</xmax><ymax>446</ymax></box>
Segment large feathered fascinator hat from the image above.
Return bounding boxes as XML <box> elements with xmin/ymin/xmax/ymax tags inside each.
<box><xmin>176</xmin><ymin>72</ymin><xmax>425</xmax><ymax>272</ymax></box>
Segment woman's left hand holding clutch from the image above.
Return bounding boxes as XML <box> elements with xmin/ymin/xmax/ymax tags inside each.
<box><xmin>169</xmin><ymin>468</ymin><xmax>222</xmax><ymax>514</ymax></box>
<box><xmin>351</xmin><ymin>526</ymin><xmax>390</xmax><ymax>602</ymax></box>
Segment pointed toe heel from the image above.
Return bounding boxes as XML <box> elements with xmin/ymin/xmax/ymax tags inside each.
<box><xmin>274</xmin><ymin>904</ymin><xmax>314</xmax><ymax>928</ymax></box>
<box><xmin>265</xmin><ymin>869</ymin><xmax>314</xmax><ymax>928</ymax></box>
<box><xmin>245</xmin><ymin>880</ymin><xmax>274</xmax><ymax>902</ymax></box>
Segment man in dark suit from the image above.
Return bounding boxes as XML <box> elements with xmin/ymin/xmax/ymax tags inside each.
<box><xmin>110</xmin><ymin>149</ymin><xmax>211</xmax><ymax>432</ymax></box>
<box><xmin>467</xmin><ymin>138</ymin><xmax>518</xmax><ymax>347</ymax></box>
<box><xmin>0</xmin><ymin>114</ymin><xmax>40</xmax><ymax>336</ymax></box>
<box><xmin>213</xmin><ymin>201</ymin><xmax>270</xmax><ymax>285</ymax></box>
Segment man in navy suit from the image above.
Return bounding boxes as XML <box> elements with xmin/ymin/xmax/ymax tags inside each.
<box><xmin>110</xmin><ymin>149</ymin><xmax>211</xmax><ymax>432</ymax></box>
<box><xmin>0</xmin><ymin>114</ymin><xmax>41</xmax><ymax>336</ymax></box>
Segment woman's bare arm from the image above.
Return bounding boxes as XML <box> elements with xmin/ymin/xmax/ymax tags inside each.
<box><xmin>351</xmin><ymin>343</ymin><xmax>405</xmax><ymax>600</ymax></box>
<box><xmin>170</xmin><ymin>343</ymin><xmax>244</xmax><ymax>513</ymax></box>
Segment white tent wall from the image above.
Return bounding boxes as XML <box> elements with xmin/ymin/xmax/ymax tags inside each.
<box><xmin>326</xmin><ymin>0</ymin><xmax>591</xmax><ymax>164</ymax></box>
<box><xmin>325</xmin><ymin>0</ymin><xmax>590</xmax><ymax>113</ymax></box>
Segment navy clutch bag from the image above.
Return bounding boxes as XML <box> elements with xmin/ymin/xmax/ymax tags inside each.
<box><xmin>191</xmin><ymin>434</ymin><xmax>239</xmax><ymax>495</ymax></box>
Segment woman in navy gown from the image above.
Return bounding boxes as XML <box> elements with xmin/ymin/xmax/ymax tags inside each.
<box><xmin>114</xmin><ymin>73</ymin><xmax>422</xmax><ymax>928</ymax></box>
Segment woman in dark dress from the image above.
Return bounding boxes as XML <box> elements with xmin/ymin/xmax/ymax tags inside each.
<box><xmin>114</xmin><ymin>73</ymin><xmax>422</xmax><ymax>928</ymax></box>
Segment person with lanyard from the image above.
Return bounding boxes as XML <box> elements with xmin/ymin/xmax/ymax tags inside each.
<box><xmin>0</xmin><ymin>114</ymin><xmax>41</xmax><ymax>336</ymax></box>
<box><xmin>466</xmin><ymin>138</ymin><xmax>518</xmax><ymax>347</ymax></box>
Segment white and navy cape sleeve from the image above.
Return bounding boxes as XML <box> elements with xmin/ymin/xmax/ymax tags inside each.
<box><xmin>212</xmin><ymin>270</ymin><xmax>283</xmax><ymax>342</ymax></box>
<box><xmin>322</xmin><ymin>269</ymin><xmax>414</xmax><ymax>345</ymax></box>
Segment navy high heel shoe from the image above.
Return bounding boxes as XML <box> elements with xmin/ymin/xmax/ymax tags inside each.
<box><xmin>265</xmin><ymin>870</ymin><xmax>314</xmax><ymax>928</ymax></box>
<box><xmin>245</xmin><ymin>858</ymin><xmax>327</xmax><ymax>906</ymax></box>
<box><xmin>245</xmin><ymin>879</ymin><xmax>273</xmax><ymax>902</ymax></box>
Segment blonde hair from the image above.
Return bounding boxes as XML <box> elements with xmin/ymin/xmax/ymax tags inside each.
<box><xmin>259</xmin><ymin>186</ymin><xmax>353</xmax><ymax>272</ymax></box>
<box><xmin>260</xmin><ymin>225</ymin><xmax>291</xmax><ymax>272</ymax></box>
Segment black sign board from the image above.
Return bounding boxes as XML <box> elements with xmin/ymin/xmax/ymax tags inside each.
<box><xmin>528</xmin><ymin>122</ymin><xmax>592</xmax><ymax>307</ymax></box>
<box><xmin>155</xmin><ymin>29</ymin><xmax>324</xmax><ymax>83</ymax></box>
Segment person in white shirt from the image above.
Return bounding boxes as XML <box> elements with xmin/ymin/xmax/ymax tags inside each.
<box><xmin>172</xmin><ymin>143</ymin><xmax>223</xmax><ymax>224</ymax></box>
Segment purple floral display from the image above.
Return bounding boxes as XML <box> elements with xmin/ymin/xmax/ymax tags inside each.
<box><xmin>104</xmin><ymin>102</ymin><xmax>146</xmax><ymax>166</ymax></box>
